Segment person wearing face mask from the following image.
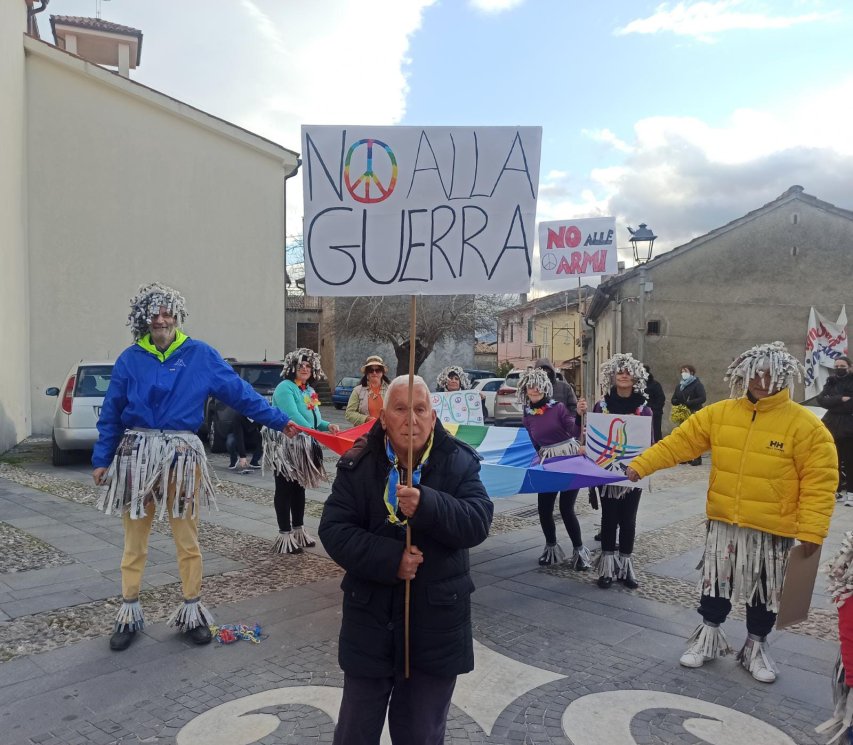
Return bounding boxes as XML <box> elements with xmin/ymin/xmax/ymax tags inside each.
<box><xmin>818</xmin><ymin>356</ymin><xmax>853</xmax><ymax>505</ymax></box>
<box><xmin>626</xmin><ymin>342</ymin><xmax>836</xmax><ymax>684</ymax></box>
<box><xmin>671</xmin><ymin>364</ymin><xmax>706</xmax><ymax>465</ymax></box>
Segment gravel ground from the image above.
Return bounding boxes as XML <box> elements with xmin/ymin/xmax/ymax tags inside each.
<box><xmin>0</xmin><ymin>522</ymin><xmax>75</xmax><ymax>574</ymax></box>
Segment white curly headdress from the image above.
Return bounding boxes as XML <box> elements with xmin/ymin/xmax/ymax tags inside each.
<box><xmin>599</xmin><ymin>353</ymin><xmax>648</xmax><ymax>396</ymax></box>
<box><xmin>127</xmin><ymin>282</ymin><xmax>187</xmax><ymax>340</ymax></box>
<box><xmin>724</xmin><ymin>341</ymin><xmax>803</xmax><ymax>398</ymax></box>
<box><xmin>282</xmin><ymin>348</ymin><xmax>325</xmax><ymax>380</ymax></box>
<box><xmin>516</xmin><ymin>368</ymin><xmax>553</xmax><ymax>403</ymax></box>
<box><xmin>436</xmin><ymin>366</ymin><xmax>470</xmax><ymax>391</ymax></box>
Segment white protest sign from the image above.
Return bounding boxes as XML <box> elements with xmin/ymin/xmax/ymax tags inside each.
<box><xmin>430</xmin><ymin>391</ymin><xmax>484</xmax><ymax>425</ymax></box>
<box><xmin>585</xmin><ymin>412</ymin><xmax>652</xmax><ymax>488</ymax></box>
<box><xmin>537</xmin><ymin>217</ymin><xmax>618</xmax><ymax>280</ymax></box>
<box><xmin>302</xmin><ymin>126</ymin><xmax>542</xmax><ymax>296</ymax></box>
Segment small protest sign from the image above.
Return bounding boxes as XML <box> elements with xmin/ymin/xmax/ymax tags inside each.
<box><xmin>430</xmin><ymin>391</ymin><xmax>484</xmax><ymax>425</ymax></box>
<box><xmin>538</xmin><ymin>217</ymin><xmax>618</xmax><ymax>281</ymax></box>
<box><xmin>585</xmin><ymin>412</ymin><xmax>652</xmax><ymax>488</ymax></box>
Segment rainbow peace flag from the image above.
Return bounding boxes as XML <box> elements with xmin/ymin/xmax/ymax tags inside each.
<box><xmin>303</xmin><ymin>421</ymin><xmax>623</xmax><ymax>498</ymax></box>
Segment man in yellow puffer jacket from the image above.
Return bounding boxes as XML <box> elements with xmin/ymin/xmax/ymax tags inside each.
<box><xmin>627</xmin><ymin>341</ymin><xmax>836</xmax><ymax>684</ymax></box>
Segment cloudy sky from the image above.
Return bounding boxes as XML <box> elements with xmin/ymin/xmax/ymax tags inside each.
<box><xmin>47</xmin><ymin>0</ymin><xmax>853</xmax><ymax>269</ymax></box>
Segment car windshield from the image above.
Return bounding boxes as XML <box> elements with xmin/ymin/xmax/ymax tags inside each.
<box><xmin>237</xmin><ymin>366</ymin><xmax>282</xmax><ymax>388</ymax></box>
<box><xmin>74</xmin><ymin>365</ymin><xmax>113</xmax><ymax>397</ymax></box>
<box><xmin>339</xmin><ymin>377</ymin><xmax>360</xmax><ymax>388</ymax></box>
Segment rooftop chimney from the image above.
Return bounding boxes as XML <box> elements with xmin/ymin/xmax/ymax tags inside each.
<box><xmin>50</xmin><ymin>15</ymin><xmax>142</xmax><ymax>77</ymax></box>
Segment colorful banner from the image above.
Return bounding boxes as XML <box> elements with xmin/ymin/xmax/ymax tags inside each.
<box><xmin>431</xmin><ymin>391</ymin><xmax>484</xmax><ymax>425</ymax></box>
<box><xmin>585</xmin><ymin>412</ymin><xmax>652</xmax><ymax>489</ymax></box>
<box><xmin>301</xmin><ymin>125</ymin><xmax>542</xmax><ymax>296</ymax></box>
<box><xmin>537</xmin><ymin>217</ymin><xmax>618</xmax><ymax>281</ymax></box>
<box><xmin>804</xmin><ymin>306</ymin><xmax>848</xmax><ymax>399</ymax></box>
<box><xmin>301</xmin><ymin>421</ymin><xmax>622</xmax><ymax>497</ymax></box>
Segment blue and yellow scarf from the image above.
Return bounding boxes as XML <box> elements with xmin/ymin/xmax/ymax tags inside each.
<box><xmin>383</xmin><ymin>434</ymin><xmax>434</xmax><ymax>525</ymax></box>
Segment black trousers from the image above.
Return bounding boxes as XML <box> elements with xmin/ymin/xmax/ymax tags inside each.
<box><xmin>699</xmin><ymin>593</ymin><xmax>776</xmax><ymax>638</ymax></box>
<box><xmin>651</xmin><ymin>410</ymin><xmax>663</xmax><ymax>443</ymax></box>
<box><xmin>836</xmin><ymin>436</ymin><xmax>853</xmax><ymax>493</ymax></box>
<box><xmin>332</xmin><ymin>670</ymin><xmax>457</xmax><ymax>745</ymax></box>
<box><xmin>273</xmin><ymin>473</ymin><xmax>305</xmax><ymax>532</ymax></box>
<box><xmin>600</xmin><ymin>489</ymin><xmax>642</xmax><ymax>554</ymax></box>
<box><xmin>537</xmin><ymin>489</ymin><xmax>582</xmax><ymax>547</ymax></box>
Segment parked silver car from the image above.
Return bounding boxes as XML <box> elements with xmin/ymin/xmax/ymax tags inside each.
<box><xmin>493</xmin><ymin>367</ymin><xmax>567</xmax><ymax>426</ymax></box>
<box><xmin>46</xmin><ymin>360</ymin><xmax>114</xmax><ymax>465</ymax></box>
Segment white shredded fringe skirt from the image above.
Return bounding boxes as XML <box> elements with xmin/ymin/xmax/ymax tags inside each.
<box><xmin>538</xmin><ymin>438</ymin><xmax>582</xmax><ymax>461</ymax></box>
<box><xmin>698</xmin><ymin>519</ymin><xmax>793</xmax><ymax>613</ymax></box>
<box><xmin>262</xmin><ymin>428</ymin><xmax>327</xmax><ymax>488</ymax></box>
<box><xmin>97</xmin><ymin>429</ymin><xmax>216</xmax><ymax>520</ymax></box>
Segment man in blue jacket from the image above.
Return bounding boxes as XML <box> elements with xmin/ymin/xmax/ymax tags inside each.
<box><xmin>92</xmin><ymin>283</ymin><xmax>297</xmax><ymax>652</ymax></box>
<box><xmin>319</xmin><ymin>376</ymin><xmax>493</xmax><ymax>745</ymax></box>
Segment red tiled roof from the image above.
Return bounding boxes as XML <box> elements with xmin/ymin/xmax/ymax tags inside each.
<box><xmin>50</xmin><ymin>15</ymin><xmax>143</xmax><ymax>38</ymax></box>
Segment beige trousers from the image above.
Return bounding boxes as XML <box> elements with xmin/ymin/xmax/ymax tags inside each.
<box><xmin>120</xmin><ymin>480</ymin><xmax>203</xmax><ymax>601</ymax></box>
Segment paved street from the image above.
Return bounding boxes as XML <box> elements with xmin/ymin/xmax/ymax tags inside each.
<box><xmin>0</xmin><ymin>411</ymin><xmax>847</xmax><ymax>744</ymax></box>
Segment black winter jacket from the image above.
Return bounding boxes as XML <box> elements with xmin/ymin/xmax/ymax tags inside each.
<box><xmin>645</xmin><ymin>376</ymin><xmax>665</xmax><ymax>415</ymax></box>
<box><xmin>671</xmin><ymin>378</ymin><xmax>706</xmax><ymax>412</ymax></box>
<box><xmin>817</xmin><ymin>375</ymin><xmax>853</xmax><ymax>440</ymax></box>
<box><xmin>318</xmin><ymin>420</ymin><xmax>493</xmax><ymax>678</ymax></box>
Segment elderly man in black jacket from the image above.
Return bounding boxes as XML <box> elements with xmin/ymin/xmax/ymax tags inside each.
<box><xmin>319</xmin><ymin>375</ymin><xmax>493</xmax><ymax>745</ymax></box>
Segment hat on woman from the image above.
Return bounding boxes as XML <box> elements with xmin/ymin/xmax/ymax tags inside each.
<box><xmin>361</xmin><ymin>355</ymin><xmax>388</xmax><ymax>374</ymax></box>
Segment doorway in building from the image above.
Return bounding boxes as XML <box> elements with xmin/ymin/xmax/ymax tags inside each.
<box><xmin>297</xmin><ymin>322</ymin><xmax>319</xmax><ymax>352</ymax></box>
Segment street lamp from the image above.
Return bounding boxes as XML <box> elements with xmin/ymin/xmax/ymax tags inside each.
<box><xmin>627</xmin><ymin>223</ymin><xmax>657</xmax><ymax>264</ymax></box>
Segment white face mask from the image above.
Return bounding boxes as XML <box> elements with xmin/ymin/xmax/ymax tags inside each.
<box><xmin>681</xmin><ymin>372</ymin><xmax>691</xmax><ymax>381</ymax></box>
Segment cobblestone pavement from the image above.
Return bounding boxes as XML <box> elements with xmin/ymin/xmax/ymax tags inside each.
<box><xmin>0</xmin><ymin>437</ymin><xmax>842</xmax><ymax>744</ymax></box>
<box><xmin>0</xmin><ymin>521</ymin><xmax>75</xmax><ymax>574</ymax></box>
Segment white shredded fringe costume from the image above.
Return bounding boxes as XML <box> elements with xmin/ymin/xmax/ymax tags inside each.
<box><xmin>266</xmin><ymin>348</ymin><xmax>332</xmax><ymax>553</ymax></box>
<box><xmin>591</xmin><ymin>354</ymin><xmax>651</xmax><ymax>588</ymax></box>
<box><xmin>817</xmin><ymin>532</ymin><xmax>853</xmax><ymax>743</ymax></box>
<box><xmin>92</xmin><ymin>282</ymin><xmax>291</xmax><ymax>638</ymax></box>
<box><xmin>628</xmin><ymin>342</ymin><xmax>837</xmax><ymax>682</ymax></box>
<box><xmin>517</xmin><ymin>368</ymin><xmax>591</xmax><ymax>570</ymax></box>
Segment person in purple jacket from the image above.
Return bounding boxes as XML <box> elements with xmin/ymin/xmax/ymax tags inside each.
<box><xmin>519</xmin><ymin>368</ymin><xmax>592</xmax><ymax>569</ymax></box>
<box><xmin>91</xmin><ymin>283</ymin><xmax>298</xmax><ymax>652</ymax></box>
<box><xmin>591</xmin><ymin>353</ymin><xmax>652</xmax><ymax>591</ymax></box>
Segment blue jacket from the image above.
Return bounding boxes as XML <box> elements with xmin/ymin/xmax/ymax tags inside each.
<box><xmin>92</xmin><ymin>333</ymin><xmax>289</xmax><ymax>467</ymax></box>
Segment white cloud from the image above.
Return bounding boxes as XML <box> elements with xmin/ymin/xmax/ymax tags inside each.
<box><xmin>469</xmin><ymin>0</ymin><xmax>526</xmax><ymax>12</ymax></box>
<box><xmin>616</xmin><ymin>0</ymin><xmax>833</xmax><ymax>42</ymax></box>
<box><xmin>537</xmin><ymin>76</ymin><xmax>853</xmax><ymax>259</ymax></box>
<box><xmin>582</xmin><ymin>128</ymin><xmax>634</xmax><ymax>153</ymax></box>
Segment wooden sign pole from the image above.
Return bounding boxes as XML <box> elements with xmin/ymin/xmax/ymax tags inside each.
<box><xmin>404</xmin><ymin>295</ymin><xmax>417</xmax><ymax>679</ymax></box>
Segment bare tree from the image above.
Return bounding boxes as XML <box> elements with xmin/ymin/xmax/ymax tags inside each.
<box><xmin>334</xmin><ymin>293</ymin><xmax>518</xmax><ymax>375</ymax></box>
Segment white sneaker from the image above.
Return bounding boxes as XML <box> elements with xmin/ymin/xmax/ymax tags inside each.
<box><xmin>845</xmin><ymin>492</ymin><xmax>853</xmax><ymax>507</ymax></box>
<box><xmin>737</xmin><ymin>634</ymin><xmax>777</xmax><ymax>683</ymax></box>
<box><xmin>679</xmin><ymin>640</ymin><xmax>708</xmax><ymax>668</ymax></box>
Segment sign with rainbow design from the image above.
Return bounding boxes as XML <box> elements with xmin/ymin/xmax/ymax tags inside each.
<box><xmin>585</xmin><ymin>412</ymin><xmax>652</xmax><ymax>489</ymax></box>
<box><xmin>301</xmin><ymin>125</ymin><xmax>542</xmax><ymax>296</ymax></box>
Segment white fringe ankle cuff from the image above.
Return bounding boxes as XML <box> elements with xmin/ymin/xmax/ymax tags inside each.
<box><xmin>272</xmin><ymin>530</ymin><xmax>303</xmax><ymax>554</ymax></box>
<box><xmin>816</xmin><ymin>653</ymin><xmax>853</xmax><ymax>743</ymax></box>
<box><xmin>686</xmin><ymin>621</ymin><xmax>732</xmax><ymax>660</ymax></box>
<box><xmin>114</xmin><ymin>598</ymin><xmax>145</xmax><ymax>632</ymax></box>
<box><xmin>617</xmin><ymin>553</ymin><xmax>638</xmax><ymax>583</ymax></box>
<box><xmin>736</xmin><ymin>633</ymin><xmax>776</xmax><ymax>674</ymax></box>
<box><xmin>572</xmin><ymin>545</ymin><xmax>592</xmax><ymax>569</ymax></box>
<box><xmin>167</xmin><ymin>597</ymin><xmax>214</xmax><ymax>632</ymax></box>
<box><xmin>539</xmin><ymin>543</ymin><xmax>566</xmax><ymax>565</ymax></box>
<box><xmin>596</xmin><ymin>550</ymin><xmax>619</xmax><ymax>579</ymax></box>
<box><xmin>292</xmin><ymin>525</ymin><xmax>316</xmax><ymax>548</ymax></box>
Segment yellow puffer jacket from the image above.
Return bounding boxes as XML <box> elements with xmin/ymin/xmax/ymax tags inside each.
<box><xmin>630</xmin><ymin>389</ymin><xmax>837</xmax><ymax>544</ymax></box>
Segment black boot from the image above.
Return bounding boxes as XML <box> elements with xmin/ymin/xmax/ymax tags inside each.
<box><xmin>186</xmin><ymin>625</ymin><xmax>213</xmax><ymax>645</ymax></box>
<box><xmin>109</xmin><ymin>628</ymin><xmax>136</xmax><ymax>651</ymax></box>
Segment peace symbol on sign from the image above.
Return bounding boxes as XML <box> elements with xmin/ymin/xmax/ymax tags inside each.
<box><xmin>344</xmin><ymin>138</ymin><xmax>398</xmax><ymax>204</ymax></box>
<box><xmin>541</xmin><ymin>253</ymin><xmax>558</xmax><ymax>271</ymax></box>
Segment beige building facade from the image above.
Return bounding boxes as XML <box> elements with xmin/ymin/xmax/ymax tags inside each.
<box><xmin>0</xmin><ymin>5</ymin><xmax>299</xmax><ymax>451</ymax></box>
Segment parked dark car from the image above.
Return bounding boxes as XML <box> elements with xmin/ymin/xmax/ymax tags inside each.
<box><xmin>201</xmin><ymin>360</ymin><xmax>282</xmax><ymax>452</ymax></box>
<box><xmin>333</xmin><ymin>376</ymin><xmax>360</xmax><ymax>409</ymax></box>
